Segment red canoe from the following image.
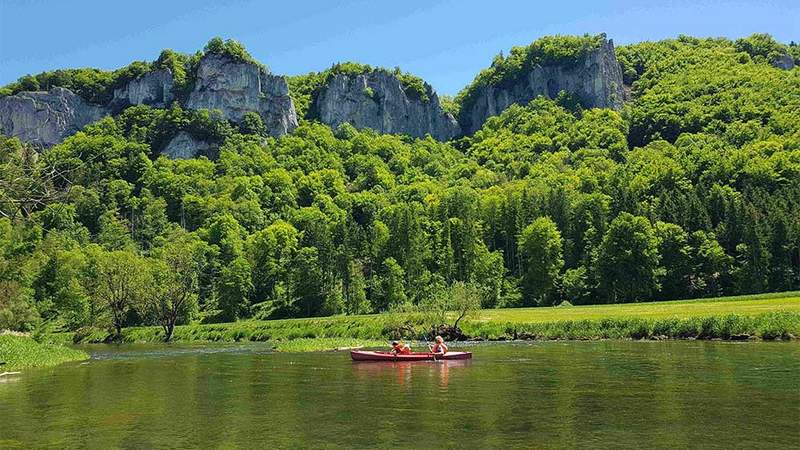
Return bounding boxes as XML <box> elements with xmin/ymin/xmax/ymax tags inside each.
<box><xmin>350</xmin><ymin>350</ymin><xmax>472</xmax><ymax>361</ymax></box>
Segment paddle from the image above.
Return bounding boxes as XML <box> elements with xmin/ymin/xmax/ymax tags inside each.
<box><xmin>422</xmin><ymin>334</ymin><xmax>437</xmax><ymax>362</ymax></box>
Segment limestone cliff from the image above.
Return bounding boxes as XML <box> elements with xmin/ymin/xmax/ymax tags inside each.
<box><xmin>313</xmin><ymin>70</ymin><xmax>460</xmax><ymax>140</ymax></box>
<box><xmin>0</xmin><ymin>36</ymin><xmax>629</xmax><ymax>149</ymax></box>
<box><xmin>111</xmin><ymin>69</ymin><xmax>174</xmax><ymax>110</ymax></box>
<box><xmin>460</xmin><ymin>35</ymin><xmax>625</xmax><ymax>134</ymax></box>
<box><xmin>161</xmin><ymin>131</ymin><xmax>215</xmax><ymax>159</ymax></box>
<box><xmin>0</xmin><ymin>87</ymin><xmax>108</xmax><ymax>147</ymax></box>
<box><xmin>186</xmin><ymin>54</ymin><xmax>298</xmax><ymax>137</ymax></box>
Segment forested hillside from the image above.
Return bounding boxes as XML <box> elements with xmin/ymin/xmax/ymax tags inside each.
<box><xmin>1</xmin><ymin>34</ymin><xmax>798</xmax><ymax>335</ymax></box>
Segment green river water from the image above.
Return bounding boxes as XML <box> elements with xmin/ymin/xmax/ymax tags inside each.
<box><xmin>0</xmin><ymin>341</ymin><xmax>798</xmax><ymax>449</ymax></box>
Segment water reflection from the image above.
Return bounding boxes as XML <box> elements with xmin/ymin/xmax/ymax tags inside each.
<box><xmin>0</xmin><ymin>342</ymin><xmax>797</xmax><ymax>449</ymax></box>
<box><xmin>351</xmin><ymin>360</ymin><xmax>472</xmax><ymax>389</ymax></box>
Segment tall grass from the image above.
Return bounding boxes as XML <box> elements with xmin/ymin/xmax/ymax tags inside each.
<box><xmin>0</xmin><ymin>334</ymin><xmax>88</xmax><ymax>370</ymax></box>
<box><xmin>463</xmin><ymin>311</ymin><xmax>799</xmax><ymax>341</ymax></box>
<box><xmin>272</xmin><ymin>338</ymin><xmax>386</xmax><ymax>353</ymax></box>
<box><xmin>69</xmin><ymin>313</ymin><xmax>427</xmax><ymax>344</ymax></box>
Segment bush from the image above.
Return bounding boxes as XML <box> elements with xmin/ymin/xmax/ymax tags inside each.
<box><xmin>203</xmin><ymin>37</ymin><xmax>263</xmax><ymax>68</ymax></box>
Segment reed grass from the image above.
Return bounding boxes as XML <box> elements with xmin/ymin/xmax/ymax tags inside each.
<box><xmin>272</xmin><ymin>338</ymin><xmax>386</xmax><ymax>352</ymax></box>
<box><xmin>0</xmin><ymin>334</ymin><xmax>88</xmax><ymax>370</ymax></box>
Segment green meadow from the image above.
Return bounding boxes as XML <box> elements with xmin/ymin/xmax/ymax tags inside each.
<box><xmin>476</xmin><ymin>292</ymin><xmax>800</xmax><ymax>322</ymax></box>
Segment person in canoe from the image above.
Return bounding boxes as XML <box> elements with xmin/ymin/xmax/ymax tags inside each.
<box><xmin>429</xmin><ymin>336</ymin><xmax>448</xmax><ymax>355</ymax></box>
<box><xmin>390</xmin><ymin>340</ymin><xmax>412</xmax><ymax>355</ymax></box>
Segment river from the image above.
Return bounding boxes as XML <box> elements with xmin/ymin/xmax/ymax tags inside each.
<box><xmin>1</xmin><ymin>341</ymin><xmax>798</xmax><ymax>449</ymax></box>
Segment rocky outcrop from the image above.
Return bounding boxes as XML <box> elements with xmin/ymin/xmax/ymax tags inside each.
<box><xmin>111</xmin><ymin>69</ymin><xmax>174</xmax><ymax>110</ymax></box>
<box><xmin>0</xmin><ymin>70</ymin><xmax>173</xmax><ymax>148</ymax></box>
<box><xmin>314</xmin><ymin>71</ymin><xmax>460</xmax><ymax>140</ymax></box>
<box><xmin>186</xmin><ymin>54</ymin><xmax>297</xmax><ymax>137</ymax></box>
<box><xmin>0</xmin><ymin>87</ymin><xmax>108</xmax><ymax>147</ymax></box>
<box><xmin>0</xmin><ymin>38</ymin><xmax>629</xmax><ymax>148</ymax></box>
<box><xmin>161</xmin><ymin>131</ymin><xmax>214</xmax><ymax>159</ymax></box>
<box><xmin>772</xmin><ymin>54</ymin><xmax>795</xmax><ymax>70</ymax></box>
<box><xmin>460</xmin><ymin>35</ymin><xmax>625</xmax><ymax>134</ymax></box>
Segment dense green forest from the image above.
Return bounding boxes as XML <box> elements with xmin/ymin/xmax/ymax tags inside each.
<box><xmin>1</xmin><ymin>34</ymin><xmax>798</xmax><ymax>337</ymax></box>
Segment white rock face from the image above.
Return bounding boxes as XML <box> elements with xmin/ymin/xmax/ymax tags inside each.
<box><xmin>111</xmin><ymin>69</ymin><xmax>174</xmax><ymax>109</ymax></box>
<box><xmin>314</xmin><ymin>70</ymin><xmax>461</xmax><ymax>140</ymax></box>
<box><xmin>461</xmin><ymin>35</ymin><xmax>625</xmax><ymax>134</ymax></box>
<box><xmin>0</xmin><ymin>87</ymin><xmax>109</xmax><ymax>147</ymax></box>
<box><xmin>186</xmin><ymin>54</ymin><xmax>298</xmax><ymax>137</ymax></box>
<box><xmin>161</xmin><ymin>131</ymin><xmax>214</xmax><ymax>159</ymax></box>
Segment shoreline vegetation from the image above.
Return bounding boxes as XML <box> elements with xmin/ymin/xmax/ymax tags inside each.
<box><xmin>56</xmin><ymin>292</ymin><xmax>800</xmax><ymax>349</ymax></box>
<box><xmin>0</xmin><ymin>334</ymin><xmax>88</xmax><ymax>371</ymax></box>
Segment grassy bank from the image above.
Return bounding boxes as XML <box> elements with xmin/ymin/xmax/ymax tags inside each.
<box><xmin>0</xmin><ymin>334</ymin><xmax>88</xmax><ymax>370</ymax></box>
<box><xmin>63</xmin><ymin>292</ymin><xmax>800</xmax><ymax>346</ymax></box>
<box><xmin>466</xmin><ymin>311</ymin><xmax>799</xmax><ymax>341</ymax></box>
<box><xmin>65</xmin><ymin>314</ymin><xmax>414</xmax><ymax>347</ymax></box>
<box><xmin>272</xmin><ymin>338</ymin><xmax>386</xmax><ymax>352</ymax></box>
<box><xmin>467</xmin><ymin>291</ymin><xmax>800</xmax><ymax>340</ymax></box>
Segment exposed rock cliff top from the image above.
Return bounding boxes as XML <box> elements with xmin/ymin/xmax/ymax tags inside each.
<box><xmin>186</xmin><ymin>53</ymin><xmax>298</xmax><ymax>137</ymax></box>
<box><xmin>111</xmin><ymin>68</ymin><xmax>174</xmax><ymax>110</ymax></box>
<box><xmin>0</xmin><ymin>87</ymin><xmax>108</xmax><ymax>147</ymax></box>
<box><xmin>457</xmin><ymin>34</ymin><xmax>625</xmax><ymax>134</ymax></box>
<box><xmin>313</xmin><ymin>69</ymin><xmax>460</xmax><ymax>140</ymax></box>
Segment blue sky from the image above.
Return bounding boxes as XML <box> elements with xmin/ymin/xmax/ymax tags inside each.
<box><xmin>1</xmin><ymin>0</ymin><xmax>798</xmax><ymax>95</ymax></box>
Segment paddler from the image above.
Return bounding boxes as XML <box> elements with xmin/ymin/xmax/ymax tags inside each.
<box><xmin>390</xmin><ymin>340</ymin><xmax>412</xmax><ymax>355</ymax></box>
<box><xmin>429</xmin><ymin>335</ymin><xmax>448</xmax><ymax>355</ymax></box>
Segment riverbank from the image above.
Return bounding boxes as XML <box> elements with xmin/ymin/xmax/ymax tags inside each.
<box><xmin>0</xmin><ymin>334</ymin><xmax>88</xmax><ymax>371</ymax></box>
<box><xmin>59</xmin><ymin>292</ymin><xmax>800</xmax><ymax>347</ymax></box>
<box><xmin>272</xmin><ymin>338</ymin><xmax>386</xmax><ymax>352</ymax></box>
